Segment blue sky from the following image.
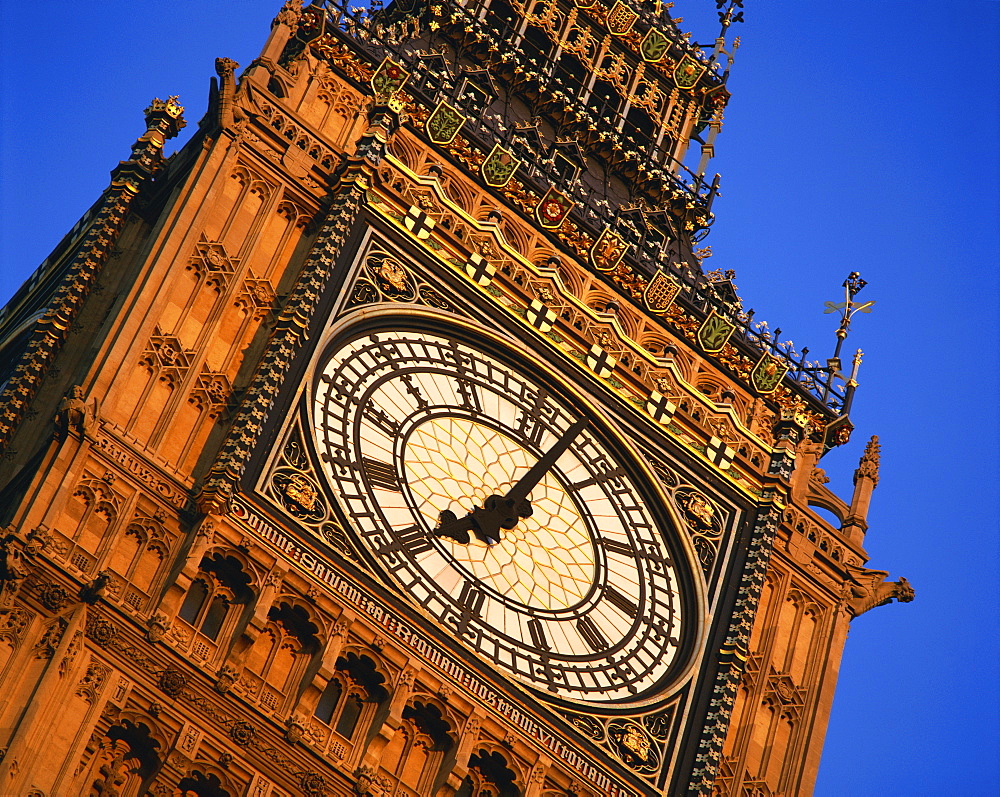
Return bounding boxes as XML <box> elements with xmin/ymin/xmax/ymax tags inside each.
<box><xmin>1</xmin><ymin>2</ymin><xmax>997</xmax><ymax>793</ymax></box>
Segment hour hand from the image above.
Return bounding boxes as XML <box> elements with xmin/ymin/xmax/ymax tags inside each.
<box><xmin>472</xmin><ymin>495</ymin><xmax>532</xmax><ymax>545</ymax></box>
<box><xmin>434</xmin><ymin>495</ymin><xmax>532</xmax><ymax>546</ymax></box>
<box><xmin>433</xmin><ymin>509</ymin><xmax>474</xmax><ymax>545</ymax></box>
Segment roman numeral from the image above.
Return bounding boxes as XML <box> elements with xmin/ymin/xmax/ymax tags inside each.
<box><xmin>361</xmin><ymin>402</ymin><xmax>399</xmax><ymax>437</ymax></box>
<box><xmin>527</xmin><ymin>618</ymin><xmax>550</xmax><ymax>651</ymax></box>
<box><xmin>515</xmin><ymin>388</ymin><xmax>549</xmax><ymax>447</ymax></box>
<box><xmin>365</xmin><ymin>337</ymin><xmax>403</xmax><ymax>365</ymax></box>
<box><xmin>361</xmin><ymin>457</ymin><xmax>400</xmax><ymax>492</ymax></box>
<box><xmin>570</xmin><ymin>467</ymin><xmax>625</xmax><ymax>491</ymax></box>
<box><xmin>526</xmin><ymin>619</ymin><xmax>565</xmax><ymax>688</ymax></box>
<box><xmin>602</xmin><ymin>538</ymin><xmax>635</xmax><ymax>558</ymax></box>
<box><xmin>636</xmin><ymin>542</ymin><xmax>675</xmax><ymax>573</ymax></box>
<box><xmin>455</xmin><ymin>377</ymin><xmax>482</xmax><ymax>413</ymax></box>
<box><xmin>604</xmin><ymin>585</ymin><xmax>639</xmax><ymax>618</ymax></box>
<box><xmin>455</xmin><ymin>582</ymin><xmax>486</xmax><ymax>634</ymax></box>
<box><xmin>380</xmin><ymin>525</ymin><xmax>434</xmax><ymax>558</ymax></box>
<box><xmin>576</xmin><ymin>615</ymin><xmax>609</xmax><ymax>652</ymax></box>
<box><xmin>399</xmin><ymin>374</ymin><xmax>428</xmax><ymax>409</ymax></box>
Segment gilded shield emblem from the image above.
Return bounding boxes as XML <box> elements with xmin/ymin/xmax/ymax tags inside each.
<box><xmin>606</xmin><ymin>1</ymin><xmax>639</xmax><ymax>35</ymax></box>
<box><xmin>370</xmin><ymin>58</ymin><xmax>410</xmax><ymax>97</ymax></box>
<box><xmin>750</xmin><ymin>353</ymin><xmax>788</xmax><ymax>394</ymax></box>
<box><xmin>639</xmin><ymin>27</ymin><xmax>670</xmax><ymax>62</ymax></box>
<box><xmin>425</xmin><ymin>100</ymin><xmax>466</xmax><ymax>145</ymax></box>
<box><xmin>644</xmin><ymin>270</ymin><xmax>680</xmax><ymax>314</ymax></box>
<box><xmin>697</xmin><ymin>310</ymin><xmax>736</xmax><ymax>353</ymax></box>
<box><xmin>673</xmin><ymin>55</ymin><xmax>706</xmax><ymax>89</ymax></box>
<box><xmin>481</xmin><ymin>144</ymin><xmax>521</xmax><ymax>188</ymax></box>
<box><xmin>535</xmin><ymin>187</ymin><xmax>574</xmax><ymax>229</ymax></box>
<box><xmin>589</xmin><ymin>228</ymin><xmax>628</xmax><ymax>272</ymax></box>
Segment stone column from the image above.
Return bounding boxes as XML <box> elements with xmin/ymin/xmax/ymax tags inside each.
<box><xmin>841</xmin><ymin>435</ymin><xmax>880</xmax><ymax>546</ymax></box>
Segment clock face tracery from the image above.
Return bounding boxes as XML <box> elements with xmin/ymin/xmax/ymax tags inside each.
<box><xmin>312</xmin><ymin>325</ymin><xmax>692</xmax><ymax>704</ymax></box>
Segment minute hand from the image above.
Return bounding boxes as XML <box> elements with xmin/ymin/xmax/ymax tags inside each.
<box><xmin>505</xmin><ymin>416</ymin><xmax>589</xmax><ymax>505</ymax></box>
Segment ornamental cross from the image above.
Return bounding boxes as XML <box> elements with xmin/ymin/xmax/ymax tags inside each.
<box><xmin>822</xmin><ymin>272</ymin><xmax>875</xmax><ymax>411</ymax></box>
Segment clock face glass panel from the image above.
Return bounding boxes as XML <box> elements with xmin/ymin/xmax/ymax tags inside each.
<box><xmin>312</xmin><ymin>326</ymin><xmax>690</xmax><ymax>704</ymax></box>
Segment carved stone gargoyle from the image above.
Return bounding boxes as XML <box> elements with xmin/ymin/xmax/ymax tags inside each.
<box><xmin>0</xmin><ymin>533</ymin><xmax>31</xmax><ymax>609</ymax></box>
<box><xmin>843</xmin><ymin>564</ymin><xmax>915</xmax><ymax>618</ymax></box>
<box><xmin>56</xmin><ymin>385</ymin><xmax>98</xmax><ymax>437</ymax></box>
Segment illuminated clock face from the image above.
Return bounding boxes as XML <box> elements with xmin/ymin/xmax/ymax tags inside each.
<box><xmin>312</xmin><ymin>326</ymin><xmax>689</xmax><ymax>704</ymax></box>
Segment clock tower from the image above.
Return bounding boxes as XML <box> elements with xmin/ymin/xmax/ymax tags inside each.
<box><xmin>0</xmin><ymin>2</ymin><xmax>912</xmax><ymax>796</ymax></box>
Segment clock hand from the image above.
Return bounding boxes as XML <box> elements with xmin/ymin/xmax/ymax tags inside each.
<box><xmin>503</xmin><ymin>416</ymin><xmax>589</xmax><ymax>506</ymax></box>
<box><xmin>432</xmin><ymin>509</ymin><xmax>474</xmax><ymax>545</ymax></box>
<box><xmin>434</xmin><ymin>416</ymin><xmax>589</xmax><ymax>545</ymax></box>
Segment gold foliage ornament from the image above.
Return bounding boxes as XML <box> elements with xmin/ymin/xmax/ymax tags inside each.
<box><xmin>589</xmin><ymin>227</ymin><xmax>629</xmax><ymax>272</ymax></box>
<box><xmin>672</xmin><ymin>54</ymin><xmax>707</xmax><ymax>89</ymax></box>
<box><xmin>644</xmin><ymin>270</ymin><xmax>681</xmax><ymax>313</ymax></box>
<box><xmin>272</xmin><ymin>472</ymin><xmax>326</xmax><ymax>522</ymax></box>
<box><xmin>535</xmin><ymin>186</ymin><xmax>575</xmax><ymax>229</ymax></box>
<box><xmin>697</xmin><ymin>309</ymin><xmax>736</xmax><ymax>353</ymax></box>
<box><xmin>640</xmin><ymin>27</ymin><xmax>671</xmax><ymax>63</ymax></box>
<box><xmin>425</xmin><ymin>100</ymin><xmax>466</xmax><ymax>145</ymax></box>
<box><xmin>678</xmin><ymin>490</ymin><xmax>715</xmax><ymax>530</ymax></box>
<box><xmin>370</xmin><ymin>57</ymin><xmax>410</xmax><ymax>97</ymax></box>
<box><xmin>750</xmin><ymin>353</ymin><xmax>788</xmax><ymax>394</ymax></box>
<box><xmin>481</xmin><ymin>143</ymin><xmax>521</xmax><ymax>188</ymax></box>
<box><xmin>606</xmin><ymin>1</ymin><xmax>639</xmax><ymax>36</ymax></box>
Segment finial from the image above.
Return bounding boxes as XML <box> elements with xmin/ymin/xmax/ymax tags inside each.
<box><xmin>142</xmin><ymin>95</ymin><xmax>187</xmax><ymax>140</ymax></box>
<box><xmin>854</xmin><ymin>435</ymin><xmax>881</xmax><ymax>487</ymax></box>
<box><xmin>707</xmin><ymin>3</ymin><xmax>743</xmax><ymax>78</ymax></box>
<box><xmin>715</xmin><ymin>0</ymin><xmax>745</xmax><ymax>31</ymax></box>
<box><xmin>713</xmin><ymin>0</ymin><xmax>745</xmax><ymax>55</ymax></box>
<box><xmin>822</xmin><ymin>272</ymin><xmax>875</xmax><ymax>409</ymax></box>
<box><xmin>824</xmin><ymin>272</ymin><xmax>875</xmax><ymax>350</ymax></box>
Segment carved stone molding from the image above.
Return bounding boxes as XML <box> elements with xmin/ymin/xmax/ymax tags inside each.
<box><xmin>141</xmin><ymin>329</ymin><xmax>195</xmax><ymax>382</ymax></box>
<box><xmin>191</xmin><ymin>241</ymin><xmax>240</xmax><ymax>291</ymax></box>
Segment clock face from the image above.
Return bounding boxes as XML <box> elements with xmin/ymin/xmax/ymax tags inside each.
<box><xmin>312</xmin><ymin>325</ymin><xmax>691</xmax><ymax>704</ymax></box>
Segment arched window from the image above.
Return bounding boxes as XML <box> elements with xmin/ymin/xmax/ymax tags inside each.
<box><xmin>107</xmin><ymin>517</ymin><xmax>170</xmax><ymax>604</ymax></box>
<box><xmin>177</xmin><ymin>555</ymin><xmax>252</xmax><ymax>645</ymax></box>
<box><xmin>335</xmin><ymin>693</ymin><xmax>365</xmax><ymax>739</ymax></box>
<box><xmin>243</xmin><ymin>602</ymin><xmax>321</xmax><ymax>712</ymax></box>
<box><xmin>459</xmin><ymin>749</ymin><xmax>521</xmax><ymax>797</ymax></box>
<box><xmin>382</xmin><ymin>700</ymin><xmax>453</xmax><ymax>793</ymax></box>
<box><xmin>85</xmin><ymin>720</ymin><xmax>161</xmax><ymax>797</ymax></box>
<box><xmin>178</xmin><ymin>770</ymin><xmax>231</xmax><ymax>797</ymax></box>
<box><xmin>313</xmin><ymin>652</ymin><xmax>387</xmax><ymax>744</ymax></box>
<box><xmin>314</xmin><ymin>678</ymin><xmax>343</xmax><ymax>724</ymax></box>
<box><xmin>63</xmin><ymin>478</ymin><xmax>120</xmax><ymax>573</ymax></box>
<box><xmin>108</xmin><ymin>527</ymin><xmax>142</xmax><ymax>577</ymax></box>
<box><xmin>200</xmin><ymin>594</ymin><xmax>230</xmax><ymax>640</ymax></box>
<box><xmin>179</xmin><ymin>579</ymin><xmax>210</xmax><ymax>625</ymax></box>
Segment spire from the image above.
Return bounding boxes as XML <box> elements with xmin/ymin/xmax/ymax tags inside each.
<box><xmin>841</xmin><ymin>435</ymin><xmax>881</xmax><ymax>545</ymax></box>
<box><xmin>822</xmin><ymin>272</ymin><xmax>875</xmax><ymax>412</ymax></box>
<box><xmin>0</xmin><ymin>98</ymin><xmax>185</xmax><ymax>456</ymax></box>
<box><xmin>854</xmin><ymin>434</ymin><xmax>881</xmax><ymax>487</ymax></box>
